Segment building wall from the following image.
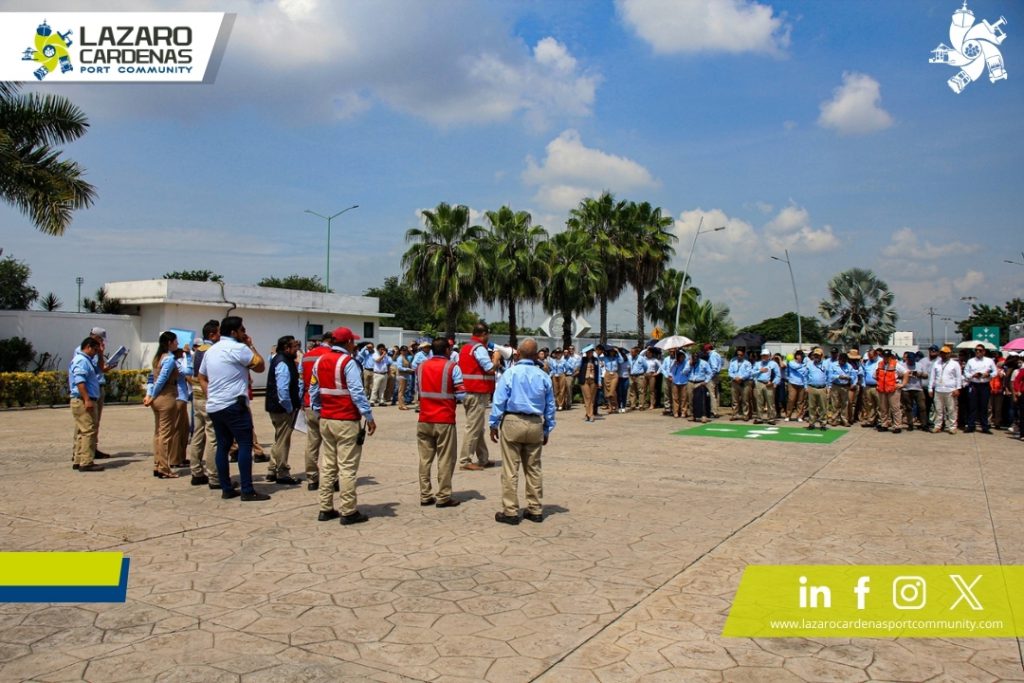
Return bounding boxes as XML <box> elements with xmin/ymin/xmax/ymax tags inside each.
<box><xmin>0</xmin><ymin>311</ymin><xmax>142</xmax><ymax>370</ymax></box>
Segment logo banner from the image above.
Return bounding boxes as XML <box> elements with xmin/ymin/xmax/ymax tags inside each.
<box><xmin>1</xmin><ymin>12</ymin><xmax>233</xmax><ymax>83</ymax></box>
<box><xmin>0</xmin><ymin>552</ymin><xmax>130</xmax><ymax>603</ymax></box>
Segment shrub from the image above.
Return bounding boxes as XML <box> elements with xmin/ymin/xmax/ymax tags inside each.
<box><xmin>0</xmin><ymin>337</ymin><xmax>35</xmax><ymax>372</ymax></box>
<box><xmin>0</xmin><ymin>369</ymin><xmax>148</xmax><ymax>407</ymax></box>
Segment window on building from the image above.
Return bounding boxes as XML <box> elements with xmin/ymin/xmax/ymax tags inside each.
<box><xmin>306</xmin><ymin>323</ymin><xmax>323</xmax><ymax>342</ymax></box>
<box><xmin>363</xmin><ymin>322</ymin><xmax>374</xmax><ymax>340</ymax></box>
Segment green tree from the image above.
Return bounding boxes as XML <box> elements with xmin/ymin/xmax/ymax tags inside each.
<box><xmin>567</xmin><ymin>192</ymin><xmax>628</xmax><ymax>344</ymax></box>
<box><xmin>0</xmin><ymin>254</ymin><xmax>39</xmax><ymax>309</ymax></box>
<box><xmin>621</xmin><ymin>201</ymin><xmax>676</xmax><ymax>342</ymax></box>
<box><xmin>0</xmin><ymin>337</ymin><xmax>35</xmax><ymax>372</ymax></box>
<box><xmin>644</xmin><ymin>268</ymin><xmax>700</xmax><ymax>336</ymax></box>
<box><xmin>681</xmin><ymin>299</ymin><xmax>736</xmax><ymax>345</ymax></box>
<box><xmin>82</xmin><ymin>286</ymin><xmax>123</xmax><ymax>314</ymax></box>
<box><xmin>954</xmin><ymin>300</ymin><xmax>1021</xmax><ymax>344</ymax></box>
<box><xmin>486</xmin><ymin>321</ymin><xmax>542</xmax><ymax>336</ymax></box>
<box><xmin>0</xmin><ymin>82</ymin><xmax>96</xmax><ymax>236</ymax></box>
<box><xmin>38</xmin><ymin>292</ymin><xmax>62</xmax><ymax>311</ymax></box>
<box><xmin>257</xmin><ymin>274</ymin><xmax>329</xmax><ymax>292</ymax></box>
<box><xmin>402</xmin><ymin>202</ymin><xmax>485</xmax><ymax>338</ymax></box>
<box><xmin>737</xmin><ymin>312</ymin><xmax>825</xmax><ymax>344</ymax></box>
<box><xmin>481</xmin><ymin>206</ymin><xmax>549</xmax><ymax>347</ymax></box>
<box><xmin>541</xmin><ymin>228</ymin><xmax>603</xmax><ymax>349</ymax></box>
<box><xmin>364</xmin><ymin>276</ymin><xmax>430</xmax><ymax>330</ymax></box>
<box><xmin>164</xmin><ymin>269</ymin><xmax>223</xmax><ymax>282</ymax></box>
<box><xmin>818</xmin><ymin>268</ymin><xmax>897</xmax><ymax>347</ymax></box>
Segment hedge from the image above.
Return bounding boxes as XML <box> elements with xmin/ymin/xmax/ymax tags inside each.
<box><xmin>0</xmin><ymin>370</ymin><xmax>149</xmax><ymax>408</ymax></box>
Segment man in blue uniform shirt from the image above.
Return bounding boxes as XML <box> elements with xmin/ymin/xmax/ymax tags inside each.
<box><xmin>750</xmin><ymin>349</ymin><xmax>781</xmax><ymax>425</ymax></box>
<box><xmin>728</xmin><ymin>349</ymin><xmax>752</xmax><ymax>421</ymax></box>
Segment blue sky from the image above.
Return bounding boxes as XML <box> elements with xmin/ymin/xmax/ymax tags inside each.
<box><xmin>2</xmin><ymin>0</ymin><xmax>1021</xmax><ymax>344</ymax></box>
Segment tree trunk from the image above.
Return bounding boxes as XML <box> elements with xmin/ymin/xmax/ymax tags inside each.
<box><xmin>562</xmin><ymin>309</ymin><xmax>573</xmax><ymax>350</ymax></box>
<box><xmin>636</xmin><ymin>286</ymin><xmax>645</xmax><ymax>343</ymax></box>
<box><xmin>508</xmin><ymin>297</ymin><xmax>518</xmax><ymax>348</ymax></box>
<box><xmin>446</xmin><ymin>307</ymin><xmax>458</xmax><ymax>339</ymax></box>
<box><xmin>599</xmin><ymin>294</ymin><xmax>608</xmax><ymax>345</ymax></box>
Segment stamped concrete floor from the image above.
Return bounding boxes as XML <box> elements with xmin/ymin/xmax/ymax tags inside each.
<box><xmin>0</xmin><ymin>405</ymin><xmax>1021</xmax><ymax>682</ymax></box>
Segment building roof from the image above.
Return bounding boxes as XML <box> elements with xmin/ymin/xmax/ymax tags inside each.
<box><xmin>104</xmin><ymin>279</ymin><xmax>393</xmax><ymax>317</ymax></box>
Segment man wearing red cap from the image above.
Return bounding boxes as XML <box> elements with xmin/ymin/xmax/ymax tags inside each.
<box><xmin>309</xmin><ymin>326</ymin><xmax>377</xmax><ymax>525</ymax></box>
<box><xmin>300</xmin><ymin>331</ymin><xmax>333</xmax><ymax>490</ymax></box>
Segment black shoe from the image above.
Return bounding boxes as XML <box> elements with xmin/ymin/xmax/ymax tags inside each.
<box><xmin>94</xmin><ymin>450</ymin><xmax>111</xmax><ymax>459</ymax></box>
<box><xmin>436</xmin><ymin>499</ymin><xmax>461</xmax><ymax>508</ymax></box>
<box><xmin>274</xmin><ymin>476</ymin><xmax>301</xmax><ymax>485</ymax></box>
<box><xmin>222</xmin><ymin>489</ymin><xmax>241</xmax><ymax>499</ymax></box>
<box><xmin>78</xmin><ymin>463</ymin><xmax>105</xmax><ymax>472</ymax></box>
<box><xmin>495</xmin><ymin>512</ymin><xmax>520</xmax><ymax>525</ymax></box>
<box><xmin>211</xmin><ymin>482</ymin><xmax>236</xmax><ymax>490</ymax></box>
<box><xmin>523</xmin><ymin>511</ymin><xmax>543</xmax><ymax>523</ymax></box>
<box><xmin>340</xmin><ymin>511</ymin><xmax>369</xmax><ymax>525</ymax></box>
<box><xmin>241</xmin><ymin>491</ymin><xmax>271</xmax><ymax>502</ymax></box>
<box><xmin>752</xmin><ymin>419</ymin><xmax>762</xmax><ymax>424</ymax></box>
<box><xmin>964</xmin><ymin>427</ymin><xmax>976</xmax><ymax>433</ymax></box>
<box><xmin>318</xmin><ymin>509</ymin><xmax>340</xmax><ymax>522</ymax></box>
<box><xmin>307</xmin><ymin>480</ymin><xmax>319</xmax><ymax>491</ymax></box>
<box><xmin>190</xmin><ymin>475</ymin><xmax>209</xmax><ymax>486</ymax></box>
<box><xmin>820</xmin><ymin>425</ymin><xmax>827</xmax><ymax>431</ymax></box>
<box><xmin>892</xmin><ymin>428</ymin><xmax>902</xmax><ymax>434</ymax></box>
<box><xmin>253</xmin><ymin>454</ymin><xmax>270</xmax><ymax>463</ymax></box>
<box><xmin>72</xmin><ymin>463</ymin><xmax>80</xmax><ymax>470</ymax></box>
<box><xmin>266</xmin><ymin>472</ymin><xmax>277</xmax><ymax>483</ymax></box>
<box><xmin>334</xmin><ymin>480</ymin><xmax>340</xmax><ymax>492</ymax></box>
<box><xmin>177</xmin><ymin>460</ymin><xmax>191</xmax><ymax>468</ymax></box>
<box><xmin>420</xmin><ymin>497</ymin><xmax>436</xmax><ymax>506</ymax></box>
<box><xmin>861</xmin><ymin>423</ymin><xmax>875</xmax><ymax>429</ymax></box>
<box><xmin>876</xmin><ymin>426</ymin><xmax>888</xmax><ymax>432</ymax></box>
<box><xmin>229</xmin><ymin>455</ymin><xmax>238</xmax><ymax>463</ymax></box>
<box><xmin>981</xmin><ymin>429</ymin><xmax>993</xmax><ymax>434</ymax></box>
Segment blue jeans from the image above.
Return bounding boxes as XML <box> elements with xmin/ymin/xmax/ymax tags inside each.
<box><xmin>617</xmin><ymin>376</ymin><xmax>629</xmax><ymax>408</ymax></box>
<box><xmin>209</xmin><ymin>401</ymin><xmax>255</xmax><ymax>494</ymax></box>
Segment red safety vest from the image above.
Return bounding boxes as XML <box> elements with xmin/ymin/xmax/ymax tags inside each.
<box><xmin>417</xmin><ymin>357</ymin><xmax>462</xmax><ymax>424</ymax></box>
<box><xmin>876</xmin><ymin>358</ymin><xmax>900</xmax><ymax>394</ymax></box>
<box><xmin>458</xmin><ymin>337</ymin><xmax>495</xmax><ymax>394</ymax></box>
<box><xmin>301</xmin><ymin>345</ymin><xmax>331</xmax><ymax>407</ymax></box>
<box><xmin>314</xmin><ymin>352</ymin><xmax>360</xmax><ymax>421</ymax></box>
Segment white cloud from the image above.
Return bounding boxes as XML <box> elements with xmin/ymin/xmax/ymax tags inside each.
<box><xmin>616</xmin><ymin>0</ymin><xmax>790</xmax><ymax>55</ymax></box>
<box><xmin>522</xmin><ymin>130</ymin><xmax>659</xmax><ymax>211</ymax></box>
<box><xmin>763</xmin><ymin>203</ymin><xmax>841</xmax><ymax>253</ymax></box>
<box><xmin>672</xmin><ymin>208</ymin><xmax>759</xmax><ymax>263</ymax></box>
<box><xmin>881</xmin><ymin>227</ymin><xmax>978</xmax><ymax>260</ymax></box>
<box><xmin>818</xmin><ymin>72</ymin><xmax>894</xmax><ymax>136</ymax></box>
<box><xmin>954</xmin><ymin>269</ymin><xmax>985</xmax><ymax>293</ymax></box>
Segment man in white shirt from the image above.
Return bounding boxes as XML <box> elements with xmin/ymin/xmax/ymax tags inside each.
<box><xmin>929</xmin><ymin>345</ymin><xmax>962</xmax><ymax>434</ymax></box>
<box><xmin>963</xmin><ymin>344</ymin><xmax>997</xmax><ymax>433</ymax></box>
<box><xmin>369</xmin><ymin>343</ymin><xmax>392</xmax><ymax>406</ymax></box>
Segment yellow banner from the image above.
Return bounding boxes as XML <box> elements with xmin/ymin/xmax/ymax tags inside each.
<box><xmin>723</xmin><ymin>565</ymin><xmax>1024</xmax><ymax>638</ymax></box>
<box><xmin>0</xmin><ymin>552</ymin><xmax>124</xmax><ymax>587</ymax></box>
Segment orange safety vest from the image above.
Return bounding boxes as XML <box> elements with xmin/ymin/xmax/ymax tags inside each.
<box><xmin>458</xmin><ymin>337</ymin><xmax>495</xmax><ymax>394</ymax></box>
<box><xmin>314</xmin><ymin>352</ymin><xmax>360</xmax><ymax>421</ymax></box>
<box><xmin>876</xmin><ymin>358</ymin><xmax>900</xmax><ymax>394</ymax></box>
<box><xmin>300</xmin><ymin>345</ymin><xmax>331</xmax><ymax>407</ymax></box>
<box><xmin>417</xmin><ymin>357</ymin><xmax>462</xmax><ymax>424</ymax></box>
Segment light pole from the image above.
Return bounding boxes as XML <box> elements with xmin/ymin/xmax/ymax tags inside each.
<box><xmin>770</xmin><ymin>249</ymin><xmax>802</xmax><ymax>351</ymax></box>
<box><xmin>75</xmin><ymin>276</ymin><xmax>84</xmax><ymax>313</ymax></box>
<box><xmin>305</xmin><ymin>205</ymin><xmax>359</xmax><ymax>293</ymax></box>
<box><xmin>960</xmin><ymin>295</ymin><xmax>977</xmax><ymax>318</ymax></box>
<box><xmin>673</xmin><ymin>217</ymin><xmax>726</xmax><ymax>334</ymax></box>
<box><xmin>941</xmin><ymin>316</ymin><xmax>954</xmax><ymax>344</ymax></box>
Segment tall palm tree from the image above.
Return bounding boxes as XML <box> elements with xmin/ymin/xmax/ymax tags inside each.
<box><xmin>621</xmin><ymin>201</ymin><xmax>676</xmax><ymax>342</ymax></box>
<box><xmin>542</xmin><ymin>229</ymin><xmax>603</xmax><ymax>349</ymax></box>
<box><xmin>0</xmin><ymin>82</ymin><xmax>96</xmax><ymax>236</ymax></box>
<box><xmin>644</xmin><ymin>268</ymin><xmax>700</xmax><ymax>336</ymax></box>
<box><xmin>566</xmin><ymin>192</ymin><xmax>628</xmax><ymax>344</ymax></box>
<box><xmin>402</xmin><ymin>203</ymin><xmax>486</xmax><ymax>337</ymax></box>
<box><xmin>681</xmin><ymin>299</ymin><xmax>735</xmax><ymax>344</ymax></box>
<box><xmin>818</xmin><ymin>268</ymin><xmax>897</xmax><ymax>347</ymax></box>
<box><xmin>481</xmin><ymin>206</ymin><xmax>549</xmax><ymax>347</ymax></box>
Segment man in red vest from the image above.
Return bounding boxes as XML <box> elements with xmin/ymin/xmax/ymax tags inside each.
<box><xmin>300</xmin><ymin>331</ymin><xmax>333</xmax><ymax>491</ymax></box>
<box><xmin>458</xmin><ymin>322</ymin><xmax>502</xmax><ymax>471</ymax></box>
<box><xmin>417</xmin><ymin>338</ymin><xmax>467</xmax><ymax>507</ymax></box>
<box><xmin>875</xmin><ymin>349</ymin><xmax>907</xmax><ymax>433</ymax></box>
<box><xmin>309</xmin><ymin>326</ymin><xmax>377</xmax><ymax>525</ymax></box>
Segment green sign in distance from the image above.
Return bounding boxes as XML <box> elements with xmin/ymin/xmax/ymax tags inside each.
<box><xmin>971</xmin><ymin>326</ymin><xmax>1000</xmax><ymax>345</ymax></box>
<box><xmin>675</xmin><ymin>423</ymin><xmax>846</xmax><ymax>444</ymax></box>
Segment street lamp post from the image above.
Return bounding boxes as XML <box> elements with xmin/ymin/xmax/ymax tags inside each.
<box><xmin>75</xmin><ymin>276</ymin><xmax>84</xmax><ymax>313</ymax></box>
<box><xmin>673</xmin><ymin>217</ymin><xmax>726</xmax><ymax>334</ymax></box>
<box><xmin>304</xmin><ymin>205</ymin><xmax>359</xmax><ymax>293</ymax></box>
<box><xmin>941</xmin><ymin>316</ymin><xmax>953</xmax><ymax>344</ymax></box>
<box><xmin>960</xmin><ymin>295</ymin><xmax>977</xmax><ymax>319</ymax></box>
<box><xmin>770</xmin><ymin>249</ymin><xmax>802</xmax><ymax>351</ymax></box>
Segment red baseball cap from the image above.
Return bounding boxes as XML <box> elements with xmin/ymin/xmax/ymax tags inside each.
<box><xmin>330</xmin><ymin>327</ymin><xmax>360</xmax><ymax>344</ymax></box>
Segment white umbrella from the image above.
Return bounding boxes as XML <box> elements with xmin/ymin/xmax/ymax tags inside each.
<box><xmin>955</xmin><ymin>339</ymin><xmax>997</xmax><ymax>351</ymax></box>
<box><xmin>654</xmin><ymin>335</ymin><xmax>695</xmax><ymax>350</ymax></box>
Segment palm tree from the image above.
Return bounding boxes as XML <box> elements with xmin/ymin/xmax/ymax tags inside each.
<box><xmin>542</xmin><ymin>229</ymin><xmax>603</xmax><ymax>349</ymax></box>
<box><xmin>818</xmin><ymin>268</ymin><xmax>897</xmax><ymax>347</ymax></box>
<box><xmin>567</xmin><ymin>192</ymin><xmax>628</xmax><ymax>344</ymax></box>
<box><xmin>644</xmin><ymin>268</ymin><xmax>700</xmax><ymax>336</ymax></box>
<box><xmin>39</xmin><ymin>292</ymin><xmax>62</xmax><ymax>311</ymax></box>
<box><xmin>0</xmin><ymin>82</ymin><xmax>96</xmax><ymax>236</ymax></box>
<box><xmin>481</xmin><ymin>206</ymin><xmax>549</xmax><ymax>347</ymax></box>
<box><xmin>621</xmin><ymin>201</ymin><xmax>676</xmax><ymax>342</ymax></box>
<box><xmin>402</xmin><ymin>203</ymin><xmax>486</xmax><ymax>337</ymax></box>
<box><xmin>82</xmin><ymin>286</ymin><xmax>123</xmax><ymax>315</ymax></box>
<box><xmin>681</xmin><ymin>299</ymin><xmax>736</xmax><ymax>345</ymax></box>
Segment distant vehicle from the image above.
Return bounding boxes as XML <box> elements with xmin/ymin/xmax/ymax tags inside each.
<box><xmin>987</xmin><ymin>54</ymin><xmax>1007</xmax><ymax>82</ymax></box>
<box><xmin>948</xmin><ymin>70</ymin><xmax>973</xmax><ymax>93</ymax></box>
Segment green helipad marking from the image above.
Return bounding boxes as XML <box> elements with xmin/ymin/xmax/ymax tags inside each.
<box><xmin>674</xmin><ymin>422</ymin><xmax>847</xmax><ymax>444</ymax></box>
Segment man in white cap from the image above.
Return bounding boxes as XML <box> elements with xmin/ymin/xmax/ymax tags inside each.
<box><xmin>750</xmin><ymin>349</ymin><xmax>781</xmax><ymax>425</ymax></box>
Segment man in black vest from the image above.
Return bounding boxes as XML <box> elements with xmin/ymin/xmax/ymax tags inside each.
<box><xmin>265</xmin><ymin>335</ymin><xmax>302</xmax><ymax>485</ymax></box>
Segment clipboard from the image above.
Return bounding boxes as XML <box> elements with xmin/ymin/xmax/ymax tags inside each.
<box><xmin>106</xmin><ymin>345</ymin><xmax>128</xmax><ymax>368</ymax></box>
<box><xmin>293</xmin><ymin>409</ymin><xmax>308</xmax><ymax>434</ymax></box>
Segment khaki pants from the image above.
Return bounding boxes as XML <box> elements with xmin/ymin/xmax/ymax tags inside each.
<box><xmin>731</xmin><ymin>380</ymin><xmax>750</xmax><ymax>419</ymax></box>
<box><xmin>646</xmin><ymin>374</ymin><xmax>659</xmax><ymax>409</ymax></box>
<box><xmin>397</xmin><ymin>378</ymin><xmax>409</xmax><ymax>409</ymax></box>
<box><xmin>581</xmin><ymin>380</ymin><xmax>598</xmax><ymax>419</ymax></box>
<box><xmin>362</xmin><ymin>369</ymin><xmax>374</xmax><ymax>397</ymax></box>
<box><xmin>94</xmin><ymin>393</ymin><xmax>104</xmax><ymax>445</ymax></box>
<box><xmin>70</xmin><ymin>397</ymin><xmax>97</xmax><ymax>466</ymax></box>
<box><xmin>753</xmin><ymin>382</ymin><xmax>774</xmax><ymax>422</ymax></box>
<box><xmin>847</xmin><ymin>386</ymin><xmax>860</xmax><ymax>425</ymax></box>
<box><xmin>671</xmin><ymin>384</ymin><xmax>686</xmax><ymax>417</ymax></box>
<box><xmin>268</xmin><ymin>411</ymin><xmax>294</xmax><ymax>475</ymax></box>
<box><xmin>786</xmin><ymin>384</ymin><xmax>805</xmax><ymax>419</ymax></box>
<box><xmin>830</xmin><ymin>386</ymin><xmax>850</xmax><ymax>425</ymax></box>
<box><xmin>628</xmin><ymin>375</ymin><xmax>646</xmax><ymax>409</ymax></box>
<box><xmin>150</xmin><ymin>392</ymin><xmax>177</xmax><ymax>474</ymax></box>
<box><xmin>902</xmin><ymin>390</ymin><xmax>926</xmax><ymax>429</ymax></box>
<box><xmin>385</xmin><ymin>369</ymin><xmax>396</xmax><ymax>404</ymax></box>
<box><xmin>555</xmin><ymin>376</ymin><xmax>571</xmax><ymax>409</ymax></box>
<box><xmin>319</xmin><ymin>419</ymin><xmax>361</xmax><ymax>515</ymax></box>
<box><xmin>371</xmin><ymin>373</ymin><xmax>388</xmax><ymax>404</ymax></box>
<box><xmin>171</xmin><ymin>401</ymin><xmax>189</xmax><ymax>466</ymax></box>
<box><xmin>417</xmin><ymin>422</ymin><xmax>457</xmax><ymax>503</ymax></box>
<box><xmin>459</xmin><ymin>392</ymin><xmax>490</xmax><ymax>466</ymax></box>
<box><xmin>806</xmin><ymin>387</ymin><xmax>827</xmax><ymax>427</ymax></box>
<box><xmin>707</xmin><ymin>378</ymin><xmax>720</xmax><ymax>416</ymax></box>
<box><xmin>602</xmin><ymin>373</ymin><xmax>619</xmax><ymax>411</ymax></box>
<box><xmin>878</xmin><ymin>390</ymin><xmax>902</xmax><ymax>428</ymax></box>
<box><xmin>861</xmin><ymin>386</ymin><xmax>879</xmax><ymax>425</ymax></box>
<box><xmin>498</xmin><ymin>413</ymin><xmax>543</xmax><ymax>516</ymax></box>
<box><xmin>189</xmin><ymin>395</ymin><xmax>218</xmax><ymax>479</ymax></box>
<box><xmin>303</xmin><ymin>407</ymin><xmax>321</xmax><ymax>482</ymax></box>
<box><xmin>933</xmin><ymin>392</ymin><xmax>957</xmax><ymax>431</ymax></box>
